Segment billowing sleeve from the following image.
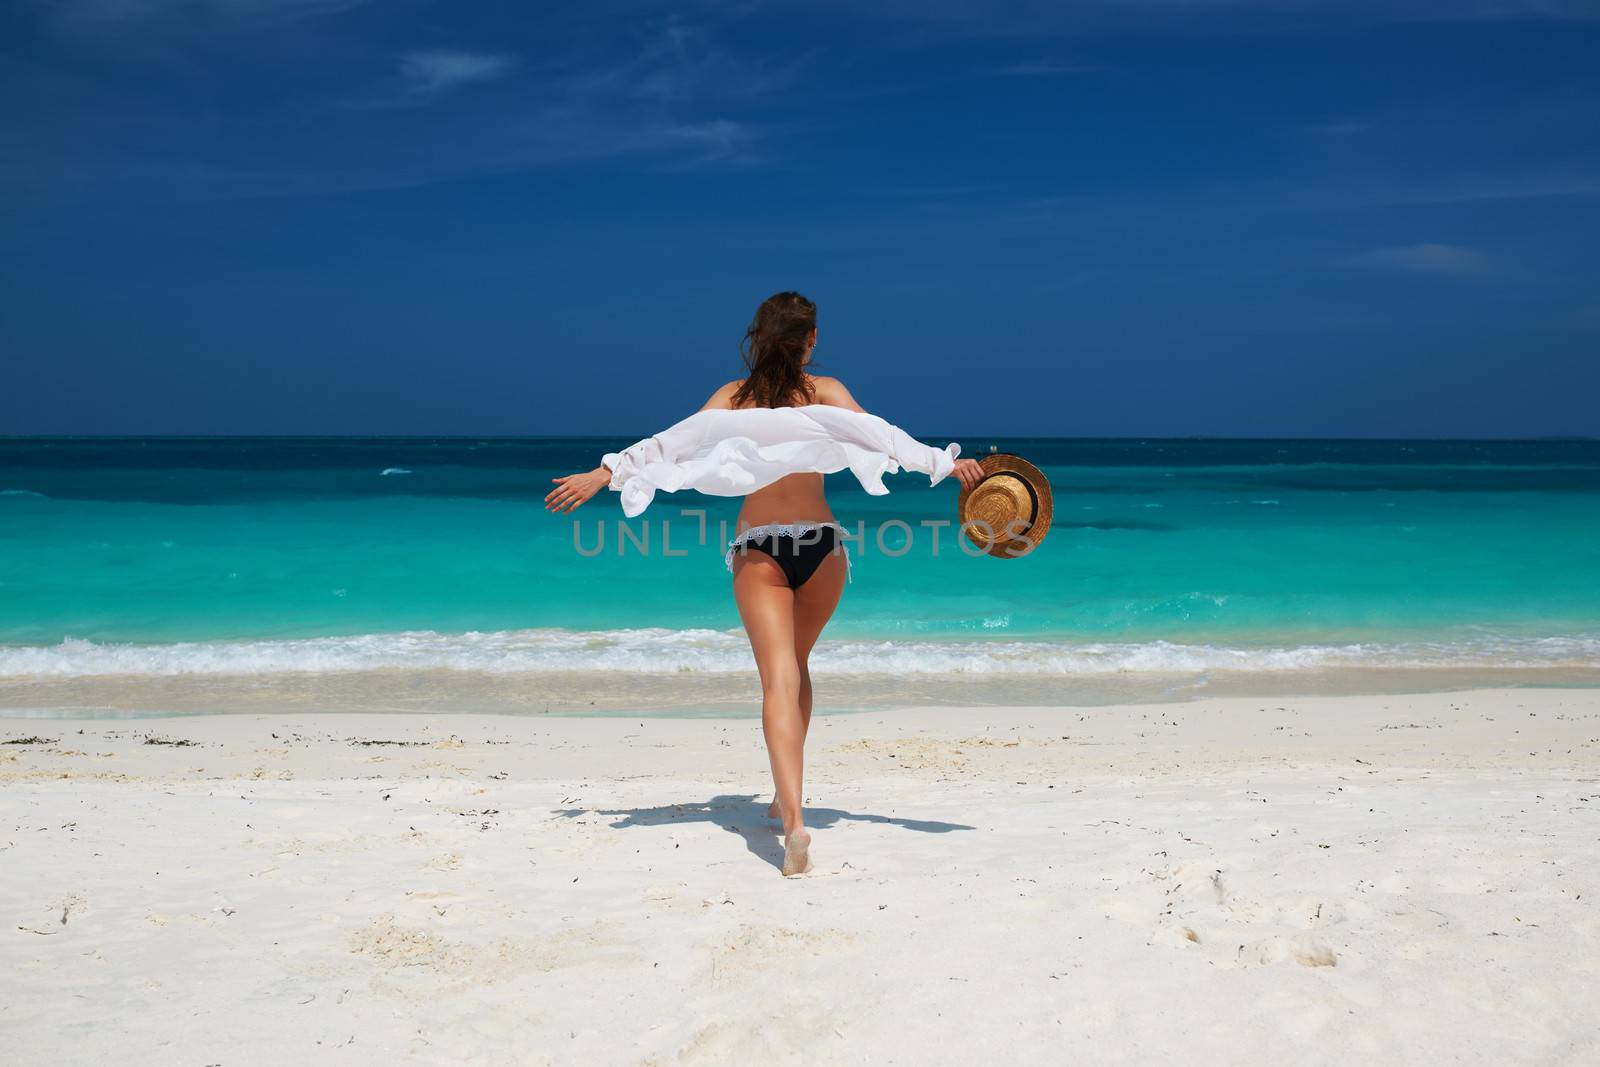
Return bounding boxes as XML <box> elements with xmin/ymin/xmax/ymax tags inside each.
<box><xmin>600</xmin><ymin>412</ymin><xmax>711</xmax><ymax>516</ymax></box>
<box><xmin>872</xmin><ymin>415</ymin><xmax>961</xmax><ymax>486</ymax></box>
<box><xmin>806</xmin><ymin>406</ymin><xmax>960</xmax><ymax>491</ymax></box>
<box><xmin>601</xmin><ymin>413</ymin><xmax>703</xmax><ymax>489</ymax></box>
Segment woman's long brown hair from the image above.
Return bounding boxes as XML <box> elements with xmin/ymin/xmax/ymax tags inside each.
<box><xmin>731</xmin><ymin>291</ymin><xmax>816</xmax><ymax>409</ymax></box>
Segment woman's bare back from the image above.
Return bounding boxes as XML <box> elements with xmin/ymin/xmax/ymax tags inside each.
<box><xmin>700</xmin><ymin>373</ymin><xmax>866</xmax><ymax>530</ymax></box>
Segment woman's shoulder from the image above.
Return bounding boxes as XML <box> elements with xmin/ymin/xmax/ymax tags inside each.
<box><xmin>806</xmin><ymin>375</ymin><xmax>864</xmax><ymax>413</ymax></box>
<box><xmin>698</xmin><ymin>380</ymin><xmax>746</xmax><ymax>411</ymax></box>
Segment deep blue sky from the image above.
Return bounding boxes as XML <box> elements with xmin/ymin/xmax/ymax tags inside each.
<box><xmin>2</xmin><ymin>1</ymin><xmax>1597</xmax><ymax>437</ymax></box>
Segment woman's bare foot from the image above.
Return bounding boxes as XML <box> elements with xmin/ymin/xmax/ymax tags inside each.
<box><xmin>781</xmin><ymin>829</ymin><xmax>813</xmax><ymax>877</ymax></box>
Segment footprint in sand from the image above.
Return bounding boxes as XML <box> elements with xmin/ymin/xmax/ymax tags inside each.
<box><xmin>1235</xmin><ymin>934</ymin><xmax>1339</xmax><ymax>968</ymax></box>
<box><xmin>708</xmin><ymin>925</ymin><xmax>854</xmax><ymax>979</ymax></box>
<box><xmin>676</xmin><ymin>1021</ymin><xmax>743</xmax><ymax>1064</ymax></box>
<box><xmin>347</xmin><ymin>914</ymin><xmax>623</xmax><ymax>990</ymax></box>
<box><xmin>675</xmin><ymin>1015</ymin><xmax>817</xmax><ymax>1064</ymax></box>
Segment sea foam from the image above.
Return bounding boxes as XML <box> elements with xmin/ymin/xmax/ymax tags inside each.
<box><xmin>3</xmin><ymin>629</ymin><xmax>1599</xmax><ymax>679</ymax></box>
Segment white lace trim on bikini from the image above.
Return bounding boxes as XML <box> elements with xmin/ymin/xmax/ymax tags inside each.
<box><xmin>724</xmin><ymin>521</ymin><xmax>852</xmax><ymax>582</ymax></box>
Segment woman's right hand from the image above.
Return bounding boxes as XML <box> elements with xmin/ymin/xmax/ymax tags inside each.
<box><xmin>545</xmin><ymin>467</ymin><xmax>611</xmax><ymax>513</ymax></box>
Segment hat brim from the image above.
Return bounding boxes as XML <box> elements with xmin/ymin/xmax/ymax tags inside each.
<box><xmin>956</xmin><ymin>453</ymin><xmax>1053</xmax><ymax>558</ymax></box>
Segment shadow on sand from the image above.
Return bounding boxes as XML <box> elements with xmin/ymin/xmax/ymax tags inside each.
<box><xmin>554</xmin><ymin>794</ymin><xmax>975</xmax><ymax>873</ymax></box>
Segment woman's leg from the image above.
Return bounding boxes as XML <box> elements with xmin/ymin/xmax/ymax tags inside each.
<box><xmin>768</xmin><ymin>551</ymin><xmax>847</xmax><ymax>819</ymax></box>
<box><xmin>794</xmin><ymin>549</ymin><xmax>847</xmax><ymax>730</ymax></box>
<box><xmin>732</xmin><ymin>554</ymin><xmax>806</xmax><ymax>841</ymax></box>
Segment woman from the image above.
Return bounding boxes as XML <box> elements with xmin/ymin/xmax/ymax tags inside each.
<box><xmin>544</xmin><ymin>291</ymin><xmax>983</xmax><ymax>876</ymax></box>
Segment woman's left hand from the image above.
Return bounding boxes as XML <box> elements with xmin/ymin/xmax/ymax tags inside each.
<box><xmin>952</xmin><ymin>458</ymin><xmax>985</xmax><ymax>491</ymax></box>
<box><xmin>545</xmin><ymin>467</ymin><xmax>611</xmax><ymax>513</ymax></box>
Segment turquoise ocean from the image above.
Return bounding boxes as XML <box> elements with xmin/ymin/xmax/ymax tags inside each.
<box><xmin>3</xmin><ymin>437</ymin><xmax>1599</xmax><ymax>714</ymax></box>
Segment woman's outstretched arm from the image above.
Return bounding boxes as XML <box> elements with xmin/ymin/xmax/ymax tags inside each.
<box><xmin>546</xmin><ymin>390</ymin><xmax>727</xmax><ymax>513</ymax></box>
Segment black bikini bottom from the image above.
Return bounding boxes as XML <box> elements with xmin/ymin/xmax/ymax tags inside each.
<box><xmin>733</xmin><ymin>526</ymin><xmax>842</xmax><ymax>589</ymax></box>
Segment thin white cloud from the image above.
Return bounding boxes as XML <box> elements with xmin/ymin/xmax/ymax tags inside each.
<box><xmin>399</xmin><ymin>50</ymin><xmax>518</xmax><ymax>98</ymax></box>
<box><xmin>567</xmin><ymin>20</ymin><xmax>802</xmax><ymax>102</ymax></box>
<box><xmin>655</xmin><ymin>119</ymin><xmax>753</xmax><ymax>163</ymax></box>
<box><xmin>1357</xmin><ymin>242</ymin><xmax>1496</xmax><ymax>277</ymax></box>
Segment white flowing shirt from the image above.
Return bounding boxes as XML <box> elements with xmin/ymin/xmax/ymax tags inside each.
<box><xmin>601</xmin><ymin>404</ymin><xmax>961</xmax><ymax>518</ymax></box>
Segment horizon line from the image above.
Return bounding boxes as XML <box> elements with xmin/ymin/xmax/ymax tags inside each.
<box><xmin>2</xmin><ymin>434</ymin><xmax>1596</xmax><ymax>444</ymax></box>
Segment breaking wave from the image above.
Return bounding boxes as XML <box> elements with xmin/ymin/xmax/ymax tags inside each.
<box><xmin>3</xmin><ymin>629</ymin><xmax>1600</xmax><ymax>679</ymax></box>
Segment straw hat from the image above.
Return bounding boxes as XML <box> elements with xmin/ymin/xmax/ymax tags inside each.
<box><xmin>957</xmin><ymin>453</ymin><xmax>1053</xmax><ymax>558</ymax></box>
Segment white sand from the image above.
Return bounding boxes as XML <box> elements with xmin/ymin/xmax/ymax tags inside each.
<box><xmin>2</xmin><ymin>688</ymin><xmax>1597</xmax><ymax>1065</ymax></box>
